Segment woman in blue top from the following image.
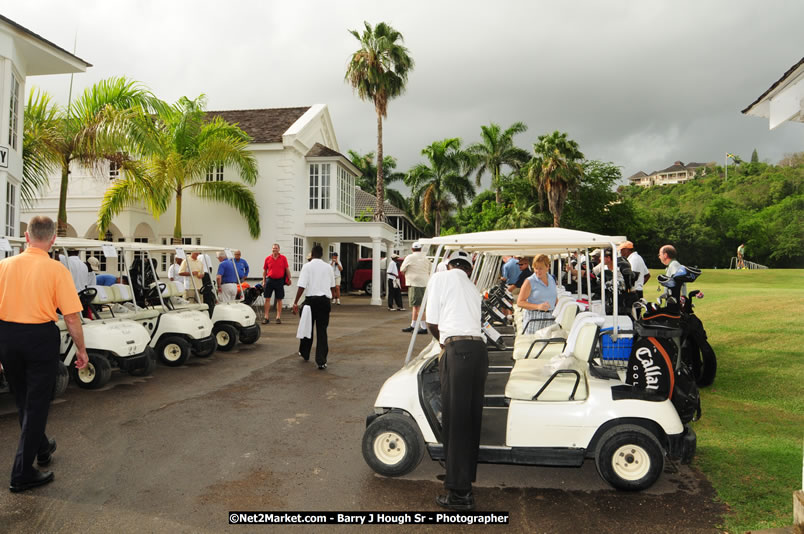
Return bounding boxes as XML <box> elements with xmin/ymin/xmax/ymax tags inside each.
<box><xmin>517</xmin><ymin>254</ymin><xmax>557</xmax><ymax>334</ymax></box>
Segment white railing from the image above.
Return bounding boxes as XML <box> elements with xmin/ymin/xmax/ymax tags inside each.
<box><xmin>729</xmin><ymin>257</ymin><xmax>768</xmax><ymax>270</ymax></box>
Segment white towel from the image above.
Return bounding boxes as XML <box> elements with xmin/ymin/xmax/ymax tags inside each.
<box><xmin>296</xmin><ymin>305</ymin><xmax>312</xmax><ymax>339</ymax></box>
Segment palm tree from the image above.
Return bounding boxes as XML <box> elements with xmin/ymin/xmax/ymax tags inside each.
<box><xmin>24</xmin><ymin>77</ymin><xmax>165</xmax><ymax>236</ymax></box>
<box><xmin>405</xmin><ymin>138</ymin><xmax>474</xmax><ymax>236</ymax></box>
<box><xmin>345</xmin><ymin>21</ymin><xmax>414</xmax><ymax>222</ymax></box>
<box><xmin>21</xmin><ymin>89</ymin><xmax>62</xmax><ymax>208</ymax></box>
<box><xmin>346</xmin><ymin>149</ymin><xmax>407</xmax><ymax>211</ymax></box>
<box><xmin>98</xmin><ymin>95</ymin><xmax>260</xmax><ymax>241</ymax></box>
<box><xmin>528</xmin><ymin>131</ymin><xmax>585</xmax><ymax>228</ymax></box>
<box><xmin>466</xmin><ymin>122</ymin><xmax>530</xmax><ymax>204</ymax></box>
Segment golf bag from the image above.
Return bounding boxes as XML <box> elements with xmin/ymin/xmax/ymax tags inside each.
<box><xmin>200</xmin><ymin>273</ymin><xmax>216</xmax><ymax>318</ymax></box>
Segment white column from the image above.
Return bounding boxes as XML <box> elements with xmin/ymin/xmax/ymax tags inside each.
<box><xmin>370</xmin><ymin>238</ymin><xmax>382</xmax><ymax>306</ymax></box>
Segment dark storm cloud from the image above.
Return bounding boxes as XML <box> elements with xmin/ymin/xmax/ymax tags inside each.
<box><xmin>6</xmin><ymin>0</ymin><xmax>803</xmax><ymax>188</ymax></box>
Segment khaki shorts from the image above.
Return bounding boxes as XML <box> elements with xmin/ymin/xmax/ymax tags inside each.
<box><xmin>409</xmin><ymin>286</ymin><xmax>426</xmax><ymax>307</ymax></box>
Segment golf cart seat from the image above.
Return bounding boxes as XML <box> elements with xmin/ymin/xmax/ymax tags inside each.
<box><xmin>163</xmin><ymin>281</ymin><xmax>208</xmax><ymax>312</ymax></box>
<box><xmin>505</xmin><ymin>316</ymin><xmax>603</xmax><ymax>402</ymax></box>
<box><xmin>512</xmin><ymin>305</ymin><xmax>582</xmax><ymax>360</ymax></box>
<box><xmin>110</xmin><ymin>284</ymin><xmax>161</xmax><ymax>320</ymax></box>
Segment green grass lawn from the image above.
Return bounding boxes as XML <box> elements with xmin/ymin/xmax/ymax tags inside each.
<box><xmin>645</xmin><ymin>268</ymin><xmax>804</xmax><ymax>532</ymax></box>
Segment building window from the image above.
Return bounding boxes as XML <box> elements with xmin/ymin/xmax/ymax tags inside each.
<box><xmin>206</xmin><ymin>164</ymin><xmax>224</xmax><ymax>182</ymax></box>
<box><xmin>8</xmin><ymin>73</ymin><xmax>20</xmax><ymax>150</ymax></box>
<box><xmin>109</xmin><ymin>160</ymin><xmax>120</xmax><ymax>180</ymax></box>
<box><xmin>337</xmin><ymin>165</ymin><xmax>355</xmax><ymax>217</ymax></box>
<box><xmin>5</xmin><ymin>182</ymin><xmax>16</xmax><ymax>237</ymax></box>
<box><xmin>293</xmin><ymin>236</ymin><xmax>303</xmax><ymax>272</ymax></box>
<box><xmin>308</xmin><ymin>163</ymin><xmax>331</xmax><ymax>210</ymax></box>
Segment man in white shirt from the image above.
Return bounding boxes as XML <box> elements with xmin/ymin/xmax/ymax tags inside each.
<box><xmin>167</xmin><ymin>256</ymin><xmax>182</xmax><ymax>282</ymax></box>
<box><xmin>386</xmin><ymin>254</ymin><xmax>404</xmax><ymax>311</ymax></box>
<box><xmin>292</xmin><ymin>245</ymin><xmax>336</xmax><ymax>370</ymax></box>
<box><xmin>399</xmin><ymin>242</ymin><xmax>432</xmax><ymax>334</ymax></box>
<box><xmin>425</xmin><ymin>249</ymin><xmax>487</xmax><ymax>511</ymax></box>
<box><xmin>619</xmin><ymin>241</ymin><xmax>651</xmax><ymax>299</ymax></box>
<box><xmin>59</xmin><ymin>250</ymin><xmax>90</xmax><ymax>291</ymax></box>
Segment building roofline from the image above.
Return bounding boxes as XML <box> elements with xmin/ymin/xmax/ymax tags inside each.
<box><xmin>0</xmin><ymin>14</ymin><xmax>92</xmax><ymax>67</ymax></box>
<box><xmin>742</xmin><ymin>56</ymin><xmax>804</xmax><ymax>114</ymax></box>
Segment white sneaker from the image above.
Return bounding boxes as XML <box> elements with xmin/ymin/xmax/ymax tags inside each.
<box><xmin>336</xmin><ymin>299</ymin><xmax>341</xmax><ymax>305</ymax></box>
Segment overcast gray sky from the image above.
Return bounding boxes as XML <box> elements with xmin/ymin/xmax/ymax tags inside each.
<box><xmin>5</xmin><ymin>0</ymin><xmax>803</xmax><ymax>188</ymax></box>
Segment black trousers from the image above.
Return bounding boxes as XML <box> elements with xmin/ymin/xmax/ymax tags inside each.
<box><xmin>439</xmin><ymin>339</ymin><xmax>488</xmax><ymax>493</ymax></box>
<box><xmin>387</xmin><ymin>280</ymin><xmax>403</xmax><ymax>309</ymax></box>
<box><xmin>0</xmin><ymin>321</ymin><xmax>60</xmax><ymax>483</ymax></box>
<box><xmin>298</xmin><ymin>296</ymin><xmax>331</xmax><ymax>366</ymax></box>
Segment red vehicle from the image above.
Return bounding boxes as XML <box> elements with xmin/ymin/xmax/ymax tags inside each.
<box><xmin>351</xmin><ymin>257</ymin><xmax>407</xmax><ymax>296</ymax></box>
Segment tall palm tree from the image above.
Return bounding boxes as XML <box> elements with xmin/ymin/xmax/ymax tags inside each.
<box><xmin>25</xmin><ymin>77</ymin><xmax>165</xmax><ymax>236</ymax></box>
<box><xmin>466</xmin><ymin>121</ymin><xmax>530</xmax><ymax>204</ymax></box>
<box><xmin>21</xmin><ymin>89</ymin><xmax>62</xmax><ymax>208</ymax></box>
<box><xmin>528</xmin><ymin>131</ymin><xmax>585</xmax><ymax>228</ymax></box>
<box><xmin>405</xmin><ymin>138</ymin><xmax>474</xmax><ymax>236</ymax></box>
<box><xmin>345</xmin><ymin>21</ymin><xmax>414</xmax><ymax>222</ymax></box>
<box><xmin>98</xmin><ymin>95</ymin><xmax>260</xmax><ymax>241</ymax></box>
<box><xmin>346</xmin><ymin>149</ymin><xmax>407</xmax><ymax>211</ymax></box>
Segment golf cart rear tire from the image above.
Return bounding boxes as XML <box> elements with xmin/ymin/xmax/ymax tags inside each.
<box><xmin>364</xmin><ymin>281</ymin><xmax>373</xmax><ymax>296</ymax></box>
<box><xmin>129</xmin><ymin>348</ymin><xmax>156</xmax><ymax>377</ymax></box>
<box><xmin>213</xmin><ymin>324</ymin><xmax>239</xmax><ymax>352</ymax></box>
<box><xmin>595</xmin><ymin>425</ymin><xmax>664</xmax><ymax>491</ymax></box>
<box><xmin>53</xmin><ymin>361</ymin><xmax>69</xmax><ymax>397</ymax></box>
<box><xmin>156</xmin><ymin>336</ymin><xmax>191</xmax><ymax>367</ymax></box>
<box><xmin>71</xmin><ymin>352</ymin><xmax>112</xmax><ymax>390</ymax></box>
<box><xmin>362</xmin><ymin>412</ymin><xmax>425</xmax><ymax>477</ymax></box>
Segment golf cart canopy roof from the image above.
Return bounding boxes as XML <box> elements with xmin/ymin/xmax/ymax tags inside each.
<box><xmin>3</xmin><ymin>237</ymin><xmax>225</xmax><ymax>254</ymax></box>
<box><xmin>419</xmin><ymin>228</ymin><xmax>627</xmax><ymax>255</ymax></box>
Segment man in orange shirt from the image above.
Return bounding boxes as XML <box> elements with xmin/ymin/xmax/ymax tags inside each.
<box><xmin>0</xmin><ymin>216</ymin><xmax>88</xmax><ymax>493</ymax></box>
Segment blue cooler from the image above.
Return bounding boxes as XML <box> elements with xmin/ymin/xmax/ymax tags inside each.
<box><xmin>600</xmin><ymin>327</ymin><xmax>633</xmax><ymax>362</ymax></box>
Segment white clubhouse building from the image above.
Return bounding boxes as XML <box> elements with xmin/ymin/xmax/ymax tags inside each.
<box><xmin>0</xmin><ymin>14</ymin><xmax>90</xmax><ymax>246</ymax></box>
<box><xmin>23</xmin><ymin>104</ymin><xmax>410</xmax><ymax>305</ymax></box>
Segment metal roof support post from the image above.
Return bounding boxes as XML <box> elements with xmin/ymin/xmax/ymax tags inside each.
<box><xmin>585</xmin><ymin>248</ymin><xmax>592</xmax><ymax>304</ymax></box>
<box><xmin>611</xmin><ymin>242</ymin><xmax>619</xmax><ymax>338</ymax></box>
<box><xmin>405</xmin><ymin>243</ymin><xmax>444</xmax><ymax>364</ymax></box>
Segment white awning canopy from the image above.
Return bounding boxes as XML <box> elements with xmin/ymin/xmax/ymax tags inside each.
<box><xmin>419</xmin><ymin>227</ymin><xmax>627</xmax><ymax>256</ymax></box>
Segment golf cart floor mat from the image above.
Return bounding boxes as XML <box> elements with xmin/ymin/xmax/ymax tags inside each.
<box><xmin>485</xmin><ymin>371</ymin><xmax>511</xmax><ymax>397</ymax></box>
<box><xmin>488</xmin><ymin>351</ymin><xmax>515</xmax><ymax>368</ymax></box>
<box><xmin>480</xmin><ymin>406</ymin><xmax>508</xmax><ymax>446</ymax></box>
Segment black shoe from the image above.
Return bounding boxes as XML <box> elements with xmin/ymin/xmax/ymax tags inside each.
<box><xmin>436</xmin><ymin>490</ymin><xmax>475</xmax><ymax>511</ymax></box>
<box><xmin>37</xmin><ymin>438</ymin><xmax>57</xmax><ymax>466</ymax></box>
<box><xmin>9</xmin><ymin>470</ymin><xmax>54</xmax><ymax>493</ymax></box>
<box><xmin>402</xmin><ymin>326</ymin><xmax>415</xmax><ymax>333</ymax></box>
<box><xmin>417</xmin><ymin>329</ymin><xmax>429</xmax><ymax>335</ymax></box>
<box><xmin>317</xmin><ymin>364</ymin><xmax>327</xmax><ymax>370</ymax></box>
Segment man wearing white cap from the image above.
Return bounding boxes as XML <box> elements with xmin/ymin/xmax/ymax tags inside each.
<box><xmin>399</xmin><ymin>242</ymin><xmax>431</xmax><ymax>333</ymax></box>
<box><xmin>619</xmin><ymin>241</ymin><xmax>650</xmax><ymax>299</ymax></box>
<box><xmin>425</xmin><ymin>249</ymin><xmax>487</xmax><ymax>511</ymax></box>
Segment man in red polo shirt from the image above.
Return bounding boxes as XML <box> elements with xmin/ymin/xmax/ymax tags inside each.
<box><xmin>262</xmin><ymin>243</ymin><xmax>291</xmax><ymax>324</ymax></box>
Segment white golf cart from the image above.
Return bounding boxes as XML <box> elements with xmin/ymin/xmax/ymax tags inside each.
<box><xmin>362</xmin><ymin>228</ymin><xmax>698</xmax><ymax>492</ymax></box>
<box><xmin>177</xmin><ymin>245</ymin><xmax>260</xmax><ymax>351</ymax></box>
<box><xmin>94</xmin><ymin>241</ymin><xmax>218</xmax><ymax>367</ymax></box>
<box><xmin>2</xmin><ymin>237</ymin><xmax>156</xmax><ymax>390</ymax></box>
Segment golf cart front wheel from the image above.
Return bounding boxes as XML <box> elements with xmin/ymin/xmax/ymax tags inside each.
<box><xmin>595</xmin><ymin>425</ymin><xmax>664</xmax><ymax>491</ymax></box>
<box><xmin>71</xmin><ymin>352</ymin><xmax>112</xmax><ymax>390</ymax></box>
<box><xmin>213</xmin><ymin>324</ymin><xmax>239</xmax><ymax>352</ymax></box>
<box><xmin>362</xmin><ymin>412</ymin><xmax>425</xmax><ymax>477</ymax></box>
<box><xmin>129</xmin><ymin>348</ymin><xmax>157</xmax><ymax>377</ymax></box>
<box><xmin>156</xmin><ymin>336</ymin><xmax>191</xmax><ymax>367</ymax></box>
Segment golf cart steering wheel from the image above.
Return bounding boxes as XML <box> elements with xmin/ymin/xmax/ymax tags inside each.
<box><xmin>77</xmin><ymin>287</ymin><xmax>98</xmax><ymax>307</ymax></box>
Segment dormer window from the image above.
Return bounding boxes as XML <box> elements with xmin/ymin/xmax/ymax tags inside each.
<box><xmin>308</xmin><ymin>162</ymin><xmax>355</xmax><ymax>217</ymax></box>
